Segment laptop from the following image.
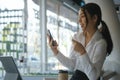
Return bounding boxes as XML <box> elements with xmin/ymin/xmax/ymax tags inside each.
<box><xmin>0</xmin><ymin>56</ymin><xmax>23</xmax><ymax>80</ymax></box>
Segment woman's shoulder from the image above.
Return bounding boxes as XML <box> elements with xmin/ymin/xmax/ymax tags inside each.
<box><xmin>94</xmin><ymin>30</ymin><xmax>107</xmax><ymax>44</ymax></box>
<box><xmin>96</xmin><ymin>38</ymin><xmax>107</xmax><ymax>46</ymax></box>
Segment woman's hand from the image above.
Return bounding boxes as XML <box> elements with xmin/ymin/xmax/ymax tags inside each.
<box><xmin>47</xmin><ymin>35</ymin><xmax>59</xmax><ymax>55</ymax></box>
<box><xmin>72</xmin><ymin>39</ymin><xmax>86</xmax><ymax>55</ymax></box>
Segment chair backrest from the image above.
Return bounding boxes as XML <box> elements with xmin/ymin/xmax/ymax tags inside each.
<box><xmin>100</xmin><ymin>70</ymin><xmax>116</xmax><ymax>80</ymax></box>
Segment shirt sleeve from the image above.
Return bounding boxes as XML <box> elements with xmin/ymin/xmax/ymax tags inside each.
<box><xmin>55</xmin><ymin>51</ymin><xmax>76</xmax><ymax>70</ymax></box>
<box><xmin>79</xmin><ymin>39</ymin><xmax>107</xmax><ymax>80</ymax></box>
<box><xmin>55</xmin><ymin>32</ymin><xmax>81</xmax><ymax>70</ymax></box>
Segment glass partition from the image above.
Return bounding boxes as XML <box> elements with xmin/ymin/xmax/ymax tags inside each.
<box><xmin>0</xmin><ymin>0</ymin><xmax>79</xmax><ymax>77</ymax></box>
<box><xmin>46</xmin><ymin>0</ymin><xmax>79</xmax><ymax>73</ymax></box>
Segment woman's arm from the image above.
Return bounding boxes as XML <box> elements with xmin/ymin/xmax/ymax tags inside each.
<box><xmin>55</xmin><ymin>51</ymin><xmax>76</xmax><ymax>70</ymax></box>
<box><xmin>47</xmin><ymin>32</ymin><xmax>77</xmax><ymax>70</ymax></box>
<box><xmin>55</xmin><ymin>44</ymin><xmax>77</xmax><ymax>70</ymax></box>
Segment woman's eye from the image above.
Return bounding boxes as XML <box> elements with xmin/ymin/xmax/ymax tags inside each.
<box><xmin>81</xmin><ymin>15</ymin><xmax>85</xmax><ymax>18</ymax></box>
<box><xmin>80</xmin><ymin>14</ymin><xmax>85</xmax><ymax>17</ymax></box>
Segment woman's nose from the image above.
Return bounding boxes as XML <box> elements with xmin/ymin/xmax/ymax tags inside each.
<box><xmin>79</xmin><ymin>17</ymin><xmax>82</xmax><ymax>24</ymax></box>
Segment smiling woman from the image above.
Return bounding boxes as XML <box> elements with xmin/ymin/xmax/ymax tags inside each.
<box><xmin>0</xmin><ymin>0</ymin><xmax>119</xmax><ymax>79</ymax></box>
<box><xmin>48</xmin><ymin>3</ymin><xmax>113</xmax><ymax>80</ymax></box>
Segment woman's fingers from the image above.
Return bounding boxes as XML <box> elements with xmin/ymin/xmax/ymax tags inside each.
<box><xmin>72</xmin><ymin>39</ymin><xmax>86</xmax><ymax>55</ymax></box>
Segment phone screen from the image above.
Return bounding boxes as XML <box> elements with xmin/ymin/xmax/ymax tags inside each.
<box><xmin>47</xmin><ymin>29</ymin><xmax>53</xmax><ymax>41</ymax></box>
<box><xmin>47</xmin><ymin>29</ymin><xmax>56</xmax><ymax>46</ymax></box>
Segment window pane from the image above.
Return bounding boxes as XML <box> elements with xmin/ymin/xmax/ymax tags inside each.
<box><xmin>46</xmin><ymin>0</ymin><xmax>79</xmax><ymax>73</ymax></box>
<box><xmin>0</xmin><ymin>0</ymin><xmax>79</xmax><ymax>77</ymax></box>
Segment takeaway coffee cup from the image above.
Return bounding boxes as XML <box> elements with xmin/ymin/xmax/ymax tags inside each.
<box><xmin>58</xmin><ymin>70</ymin><xmax>68</xmax><ymax>80</ymax></box>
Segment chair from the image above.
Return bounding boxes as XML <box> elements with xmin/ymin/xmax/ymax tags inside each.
<box><xmin>100</xmin><ymin>70</ymin><xmax>116</xmax><ymax>80</ymax></box>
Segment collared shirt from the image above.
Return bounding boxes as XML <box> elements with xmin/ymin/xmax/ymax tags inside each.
<box><xmin>55</xmin><ymin>30</ymin><xmax>107</xmax><ymax>80</ymax></box>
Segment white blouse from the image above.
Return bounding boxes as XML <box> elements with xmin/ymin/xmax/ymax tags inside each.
<box><xmin>55</xmin><ymin>30</ymin><xmax>107</xmax><ymax>80</ymax></box>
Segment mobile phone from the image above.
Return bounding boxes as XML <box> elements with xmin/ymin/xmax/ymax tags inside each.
<box><xmin>47</xmin><ymin>29</ymin><xmax>53</xmax><ymax>41</ymax></box>
<box><xmin>47</xmin><ymin>29</ymin><xmax>56</xmax><ymax>46</ymax></box>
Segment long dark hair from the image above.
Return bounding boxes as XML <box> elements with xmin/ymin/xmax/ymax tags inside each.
<box><xmin>81</xmin><ymin>3</ymin><xmax>113</xmax><ymax>55</ymax></box>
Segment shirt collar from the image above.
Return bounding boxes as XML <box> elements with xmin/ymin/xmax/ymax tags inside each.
<box><xmin>86</xmin><ymin>30</ymin><xmax>103</xmax><ymax>47</ymax></box>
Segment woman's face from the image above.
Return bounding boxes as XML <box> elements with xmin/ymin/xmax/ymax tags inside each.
<box><xmin>79</xmin><ymin>9</ymin><xmax>96</xmax><ymax>32</ymax></box>
<box><xmin>78</xmin><ymin>10</ymin><xmax>87</xmax><ymax>32</ymax></box>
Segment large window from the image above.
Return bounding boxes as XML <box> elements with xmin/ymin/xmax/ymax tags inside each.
<box><xmin>0</xmin><ymin>0</ymin><xmax>27</xmax><ymax>77</ymax></box>
<box><xmin>0</xmin><ymin>0</ymin><xmax>79</xmax><ymax>77</ymax></box>
<box><xmin>46</xmin><ymin>0</ymin><xmax>79</xmax><ymax>72</ymax></box>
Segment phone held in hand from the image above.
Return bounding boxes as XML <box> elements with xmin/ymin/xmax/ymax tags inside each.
<box><xmin>47</xmin><ymin>29</ymin><xmax>53</xmax><ymax>41</ymax></box>
<box><xmin>47</xmin><ymin>29</ymin><xmax>55</xmax><ymax>46</ymax></box>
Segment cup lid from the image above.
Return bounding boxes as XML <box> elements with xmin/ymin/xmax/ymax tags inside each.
<box><xmin>59</xmin><ymin>70</ymin><xmax>68</xmax><ymax>73</ymax></box>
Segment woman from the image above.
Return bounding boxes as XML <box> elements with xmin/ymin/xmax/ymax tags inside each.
<box><xmin>48</xmin><ymin>3</ymin><xmax>113</xmax><ymax>80</ymax></box>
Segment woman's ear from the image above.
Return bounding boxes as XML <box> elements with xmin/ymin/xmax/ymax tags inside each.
<box><xmin>93</xmin><ymin>15</ymin><xmax>98</xmax><ymax>23</ymax></box>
